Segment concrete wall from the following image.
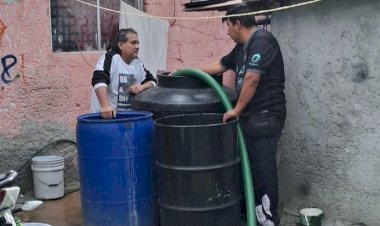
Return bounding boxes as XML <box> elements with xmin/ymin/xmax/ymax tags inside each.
<box><xmin>0</xmin><ymin>0</ymin><xmax>233</xmax><ymax>191</ymax></box>
<box><xmin>272</xmin><ymin>0</ymin><xmax>380</xmax><ymax>225</ymax></box>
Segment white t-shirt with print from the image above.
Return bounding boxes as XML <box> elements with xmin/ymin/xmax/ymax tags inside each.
<box><xmin>89</xmin><ymin>54</ymin><xmax>149</xmax><ymax>113</ymax></box>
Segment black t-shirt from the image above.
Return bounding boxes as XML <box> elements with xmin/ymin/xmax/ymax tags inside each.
<box><xmin>220</xmin><ymin>29</ymin><xmax>286</xmax><ymax>119</ymax></box>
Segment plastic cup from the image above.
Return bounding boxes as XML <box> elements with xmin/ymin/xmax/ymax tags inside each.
<box><xmin>299</xmin><ymin>208</ymin><xmax>323</xmax><ymax>226</ymax></box>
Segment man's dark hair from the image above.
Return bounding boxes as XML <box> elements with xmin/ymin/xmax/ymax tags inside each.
<box><xmin>222</xmin><ymin>4</ymin><xmax>257</xmax><ymax>27</ymax></box>
<box><xmin>107</xmin><ymin>28</ymin><xmax>138</xmax><ymax>53</ymax></box>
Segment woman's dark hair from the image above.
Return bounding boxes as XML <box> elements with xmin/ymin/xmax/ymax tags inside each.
<box><xmin>222</xmin><ymin>4</ymin><xmax>257</xmax><ymax>28</ymax></box>
<box><xmin>106</xmin><ymin>28</ymin><xmax>138</xmax><ymax>53</ymax></box>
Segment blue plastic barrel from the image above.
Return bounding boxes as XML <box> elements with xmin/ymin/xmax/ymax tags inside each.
<box><xmin>76</xmin><ymin>111</ymin><xmax>158</xmax><ymax>226</ymax></box>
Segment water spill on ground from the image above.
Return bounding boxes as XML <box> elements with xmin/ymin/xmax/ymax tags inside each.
<box><xmin>18</xmin><ymin>191</ymin><xmax>82</xmax><ymax>226</ymax></box>
<box><xmin>17</xmin><ymin>190</ymin><xmax>296</xmax><ymax>226</ymax></box>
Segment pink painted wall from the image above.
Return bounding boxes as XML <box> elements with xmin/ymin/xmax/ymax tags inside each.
<box><xmin>0</xmin><ymin>0</ymin><xmax>234</xmax><ymax>188</ymax></box>
<box><xmin>0</xmin><ymin>0</ymin><xmax>234</xmax><ymax>134</ymax></box>
<box><xmin>0</xmin><ymin>1</ymin><xmax>99</xmax><ymax>137</ymax></box>
<box><xmin>145</xmin><ymin>0</ymin><xmax>235</xmax><ymax>86</ymax></box>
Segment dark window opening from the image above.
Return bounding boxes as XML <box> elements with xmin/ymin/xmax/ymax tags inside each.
<box><xmin>50</xmin><ymin>0</ymin><xmax>143</xmax><ymax>52</ymax></box>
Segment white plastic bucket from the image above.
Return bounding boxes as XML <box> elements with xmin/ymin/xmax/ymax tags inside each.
<box><xmin>22</xmin><ymin>223</ymin><xmax>52</xmax><ymax>226</ymax></box>
<box><xmin>31</xmin><ymin>155</ymin><xmax>64</xmax><ymax>200</ymax></box>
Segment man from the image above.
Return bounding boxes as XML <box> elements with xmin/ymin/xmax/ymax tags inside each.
<box><xmin>90</xmin><ymin>28</ymin><xmax>157</xmax><ymax>118</ymax></box>
<box><xmin>200</xmin><ymin>4</ymin><xmax>286</xmax><ymax>226</ymax></box>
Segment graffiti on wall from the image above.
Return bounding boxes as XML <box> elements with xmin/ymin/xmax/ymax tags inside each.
<box><xmin>0</xmin><ymin>19</ymin><xmax>23</xmax><ymax>85</ymax></box>
<box><xmin>1</xmin><ymin>55</ymin><xmax>22</xmax><ymax>84</ymax></box>
<box><xmin>0</xmin><ymin>19</ymin><xmax>6</xmax><ymax>44</ymax></box>
<box><xmin>0</xmin><ymin>18</ymin><xmax>23</xmax><ymax>84</ymax></box>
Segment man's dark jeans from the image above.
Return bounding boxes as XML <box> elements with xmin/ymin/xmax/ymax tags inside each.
<box><xmin>240</xmin><ymin>113</ymin><xmax>284</xmax><ymax>226</ymax></box>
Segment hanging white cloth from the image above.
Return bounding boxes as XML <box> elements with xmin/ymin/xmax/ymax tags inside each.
<box><xmin>119</xmin><ymin>1</ymin><xmax>169</xmax><ymax>76</ymax></box>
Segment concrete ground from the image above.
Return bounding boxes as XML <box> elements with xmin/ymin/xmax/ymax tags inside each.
<box><xmin>18</xmin><ymin>191</ymin><xmax>83</xmax><ymax>226</ymax></box>
<box><xmin>18</xmin><ymin>191</ymin><xmax>298</xmax><ymax>226</ymax></box>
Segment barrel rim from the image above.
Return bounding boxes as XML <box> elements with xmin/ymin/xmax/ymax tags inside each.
<box><xmin>77</xmin><ymin>111</ymin><xmax>153</xmax><ymax>123</ymax></box>
<box><xmin>157</xmin><ymin>74</ymin><xmax>214</xmax><ymax>89</ymax></box>
<box><xmin>154</xmin><ymin>113</ymin><xmax>237</xmax><ymax>128</ymax></box>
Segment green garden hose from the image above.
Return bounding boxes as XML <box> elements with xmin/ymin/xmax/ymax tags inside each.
<box><xmin>173</xmin><ymin>68</ymin><xmax>257</xmax><ymax>226</ymax></box>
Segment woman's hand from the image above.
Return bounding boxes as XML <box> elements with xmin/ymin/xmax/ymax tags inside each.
<box><xmin>129</xmin><ymin>84</ymin><xmax>144</xmax><ymax>94</ymax></box>
<box><xmin>100</xmin><ymin>105</ymin><xmax>116</xmax><ymax>119</ymax></box>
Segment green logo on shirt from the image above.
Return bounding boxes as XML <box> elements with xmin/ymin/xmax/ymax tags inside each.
<box><xmin>251</xmin><ymin>53</ymin><xmax>261</xmax><ymax>64</ymax></box>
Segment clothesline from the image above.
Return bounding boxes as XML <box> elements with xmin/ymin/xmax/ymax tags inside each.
<box><xmin>74</xmin><ymin>0</ymin><xmax>322</xmax><ymax>20</ymax></box>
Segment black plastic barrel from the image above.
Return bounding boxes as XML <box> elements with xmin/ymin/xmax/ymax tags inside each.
<box><xmin>76</xmin><ymin>111</ymin><xmax>158</xmax><ymax>226</ymax></box>
<box><xmin>154</xmin><ymin>113</ymin><xmax>240</xmax><ymax>226</ymax></box>
<box><xmin>131</xmin><ymin>74</ymin><xmax>236</xmax><ymax>119</ymax></box>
